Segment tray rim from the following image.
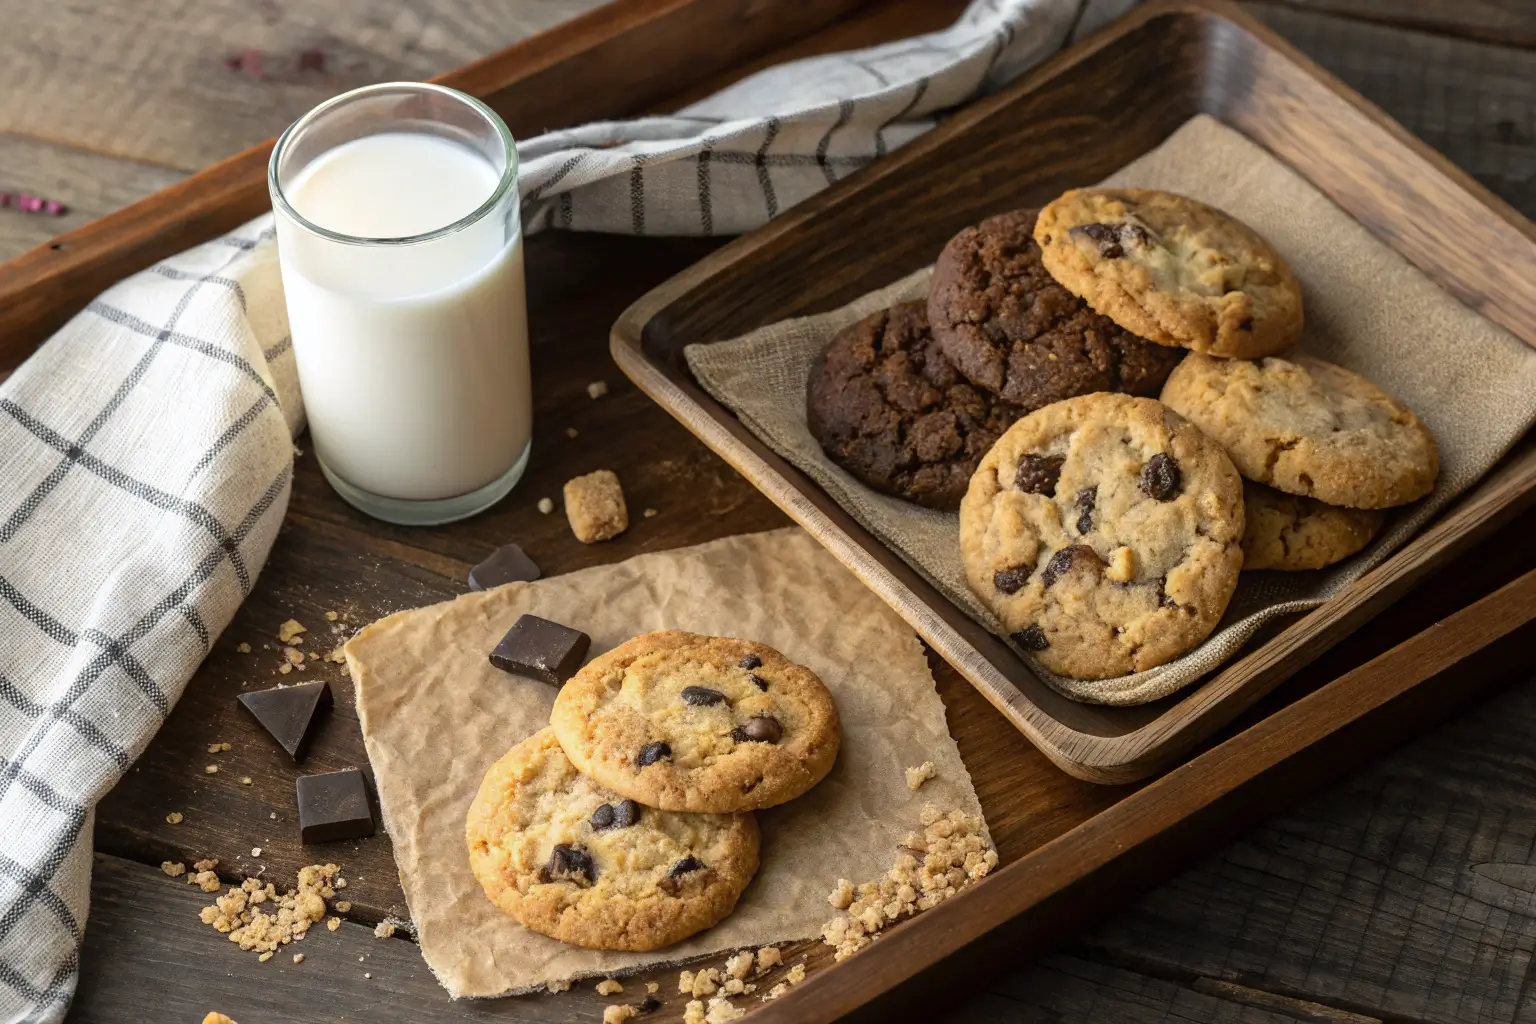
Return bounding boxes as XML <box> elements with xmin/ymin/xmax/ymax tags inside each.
<box><xmin>610</xmin><ymin>0</ymin><xmax>1536</xmax><ymax>783</ymax></box>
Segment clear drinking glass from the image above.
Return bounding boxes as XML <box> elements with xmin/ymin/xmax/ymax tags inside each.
<box><xmin>268</xmin><ymin>82</ymin><xmax>531</xmax><ymax>526</ymax></box>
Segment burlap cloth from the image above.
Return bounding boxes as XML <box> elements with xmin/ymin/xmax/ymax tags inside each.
<box><xmin>686</xmin><ymin>115</ymin><xmax>1536</xmax><ymax>705</ymax></box>
<box><xmin>346</xmin><ymin>528</ymin><xmax>984</xmax><ymax>997</ymax></box>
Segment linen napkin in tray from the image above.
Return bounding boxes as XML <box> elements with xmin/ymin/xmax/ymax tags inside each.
<box><xmin>685</xmin><ymin>115</ymin><xmax>1536</xmax><ymax>706</ymax></box>
<box><xmin>345</xmin><ymin>528</ymin><xmax>985</xmax><ymax>997</ymax></box>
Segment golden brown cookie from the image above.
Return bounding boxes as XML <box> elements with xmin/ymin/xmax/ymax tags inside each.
<box><xmin>1033</xmin><ymin>188</ymin><xmax>1303</xmax><ymax>359</ymax></box>
<box><xmin>1240</xmin><ymin>480</ymin><xmax>1383</xmax><ymax>571</ymax></box>
<box><xmin>549</xmin><ymin>631</ymin><xmax>840</xmax><ymax>813</ymax></box>
<box><xmin>465</xmin><ymin>728</ymin><xmax>759</xmax><ymax>951</ymax></box>
<box><xmin>958</xmin><ymin>394</ymin><xmax>1245</xmax><ymax>680</ymax></box>
<box><xmin>1160</xmin><ymin>353</ymin><xmax>1438</xmax><ymax>509</ymax></box>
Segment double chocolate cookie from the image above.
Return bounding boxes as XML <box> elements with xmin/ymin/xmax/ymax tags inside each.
<box><xmin>926</xmin><ymin>207</ymin><xmax>1186</xmax><ymax>408</ymax></box>
<box><xmin>806</xmin><ymin>301</ymin><xmax>1020</xmax><ymax>510</ymax></box>
<box><xmin>549</xmin><ymin>631</ymin><xmax>841</xmax><ymax>813</ymax></box>
<box><xmin>958</xmin><ymin>394</ymin><xmax>1245</xmax><ymax>681</ymax></box>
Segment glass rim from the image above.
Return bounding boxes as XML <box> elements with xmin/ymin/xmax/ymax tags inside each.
<box><xmin>267</xmin><ymin>81</ymin><xmax>519</xmax><ymax>248</ymax></box>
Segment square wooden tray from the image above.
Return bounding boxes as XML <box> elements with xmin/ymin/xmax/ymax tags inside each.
<box><xmin>612</xmin><ymin>0</ymin><xmax>1536</xmax><ymax>785</ymax></box>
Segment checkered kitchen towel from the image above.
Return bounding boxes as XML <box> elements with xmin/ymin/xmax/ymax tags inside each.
<box><xmin>0</xmin><ymin>0</ymin><xmax>1127</xmax><ymax>1018</ymax></box>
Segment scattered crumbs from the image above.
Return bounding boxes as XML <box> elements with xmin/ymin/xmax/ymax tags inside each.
<box><xmin>905</xmin><ymin>761</ymin><xmax>937</xmax><ymax>791</ymax></box>
<box><xmin>327</xmin><ymin>917</ymin><xmax>341</xmax><ymax>932</ymax></box>
<box><xmin>324</xmin><ymin>610</ymin><xmax>339</xmax><ymax>622</ymax></box>
<box><xmin>165</xmin><ymin>811</ymin><xmax>184</xmax><ymax>825</ymax></box>
<box><xmin>755</xmin><ymin>946</ymin><xmax>781</xmax><ymax>973</ymax></box>
<box><xmin>587</xmin><ymin>380</ymin><xmax>609</xmax><ymax>399</ymax></box>
<box><xmin>565</xmin><ymin>427</ymin><xmax>580</xmax><ymax>439</ymax></box>
<box><xmin>645</xmin><ymin>981</ymin><xmax>659</xmax><ymax>994</ymax></box>
<box><xmin>327</xmin><ymin>646</ymin><xmax>346</xmax><ymax>664</ymax></box>
<box><xmin>603</xmin><ymin>1005</ymin><xmax>639</xmax><ymax>1024</ymax></box>
<box><xmin>258</xmin><ymin>951</ymin><xmax>274</xmax><ymax>963</ymax></box>
<box><xmin>207</xmin><ymin>742</ymin><xmax>232</xmax><ymax>754</ymax></box>
<box><xmin>683</xmin><ymin>1001</ymin><xmax>706</xmax><ymax>1024</ymax></box>
<box><xmin>236</xmin><ymin>643</ymin><xmax>251</xmax><ymax>654</ymax></box>
<box><xmin>545</xmin><ymin>978</ymin><xmax>572</xmax><ymax>994</ymax></box>
<box><xmin>820</xmin><ymin>805</ymin><xmax>996</xmax><ymax>961</ymax></box>
<box><xmin>250</xmin><ymin>847</ymin><xmax>262</xmax><ymax>858</ymax></box>
<box><xmin>374</xmin><ymin>921</ymin><xmax>396</xmax><ymax>940</ymax></box>
<box><xmin>161</xmin><ymin>861</ymin><xmax>186</xmax><ymax>878</ymax></box>
<box><xmin>277</xmin><ymin>619</ymin><xmax>307</xmax><ymax>644</ymax></box>
<box><xmin>335</xmin><ymin>900</ymin><xmax>352</xmax><ymax>913</ymax></box>
<box><xmin>704</xmin><ymin>996</ymin><xmax>745</xmax><ymax>1023</ymax></box>
<box><xmin>205</xmin><ymin>765</ymin><xmax>220</xmax><ymax>775</ymax></box>
<box><xmin>678</xmin><ymin>967</ymin><xmax>720</xmax><ymax>998</ymax></box>
<box><xmin>240</xmin><ymin>777</ymin><xmax>253</xmax><ymax>786</ymax></box>
<box><xmin>596</xmin><ymin>978</ymin><xmax>623</xmax><ymax>996</ymax></box>
<box><xmin>537</xmin><ymin>497</ymin><xmax>554</xmax><ymax>515</ymax></box>
<box><xmin>197</xmin><ymin>863</ymin><xmax>342</xmax><ymax>957</ymax></box>
<box><xmin>724</xmin><ymin>951</ymin><xmax>753</xmax><ymax>982</ymax></box>
<box><xmin>642</xmin><ymin>507</ymin><xmax>658</xmax><ymax>519</ymax></box>
<box><xmin>827</xmin><ymin>878</ymin><xmax>854</xmax><ymax>909</ymax></box>
<box><xmin>292</xmin><ymin>953</ymin><xmax>305</xmax><ymax>965</ymax></box>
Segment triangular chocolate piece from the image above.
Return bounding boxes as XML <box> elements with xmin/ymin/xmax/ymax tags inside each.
<box><xmin>238</xmin><ymin>681</ymin><xmax>332</xmax><ymax>761</ymax></box>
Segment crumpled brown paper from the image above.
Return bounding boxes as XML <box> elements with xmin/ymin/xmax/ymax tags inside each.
<box><xmin>346</xmin><ymin>528</ymin><xmax>985</xmax><ymax>998</ymax></box>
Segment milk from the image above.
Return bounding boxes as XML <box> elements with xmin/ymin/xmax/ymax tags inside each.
<box><xmin>274</xmin><ymin>131</ymin><xmax>531</xmax><ymax>505</ymax></box>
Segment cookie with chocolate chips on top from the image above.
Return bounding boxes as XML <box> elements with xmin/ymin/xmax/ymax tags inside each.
<box><xmin>549</xmin><ymin>631</ymin><xmax>840</xmax><ymax>813</ymax></box>
<box><xmin>465</xmin><ymin>728</ymin><xmax>759</xmax><ymax>950</ymax></box>
<box><xmin>959</xmin><ymin>394</ymin><xmax>1245</xmax><ymax>682</ymax></box>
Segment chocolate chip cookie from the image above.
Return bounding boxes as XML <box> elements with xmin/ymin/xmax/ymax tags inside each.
<box><xmin>1033</xmin><ymin>189</ymin><xmax>1303</xmax><ymax>359</ymax></box>
<box><xmin>466</xmin><ymin>728</ymin><xmax>760</xmax><ymax>951</ymax></box>
<box><xmin>1160</xmin><ymin>353</ymin><xmax>1439</xmax><ymax>508</ymax></box>
<box><xmin>926</xmin><ymin>207</ymin><xmax>1186</xmax><ymax>407</ymax></box>
<box><xmin>1241</xmin><ymin>481</ymin><xmax>1383</xmax><ymax>571</ymax></box>
<box><xmin>806</xmin><ymin>301</ymin><xmax>1021</xmax><ymax>510</ymax></box>
<box><xmin>549</xmin><ymin>631</ymin><xmax>841</xmax><ymax>813</ymax></box>
<box><xmin>959</xmin><ymin>394</ymin><xmax>1245</xmax><ymax>680</ymax></box>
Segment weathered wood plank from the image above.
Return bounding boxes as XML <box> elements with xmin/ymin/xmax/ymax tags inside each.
<box><xmin>1248</xmin><ymin>4</ymin><xmax>1536</xmax><ymax>217</ymax></box>
<box><xmin>1261</xmin><ymin>0</ymin><xmax>1536</xmax><ymax>49</ymax></box>
<box><xmin>0</xmin><ymin>134</ymin><xmax>183</xmax><ymax>262</ymax></box>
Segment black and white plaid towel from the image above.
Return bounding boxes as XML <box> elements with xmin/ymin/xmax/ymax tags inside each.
<box><xmin>0</xmin><ymin>0</ymin><xmax>1126</xmax><ymax>1018</ymax></box>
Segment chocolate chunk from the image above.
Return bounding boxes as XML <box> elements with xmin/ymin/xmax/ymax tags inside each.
<box><xmin>993</xmin><ymin>565</ymin><xmax>1033</xmax><ymax>595</ymax></box>
<box><xmin>738</xmin><ymin>654</ymin><xmax>762</xmax><ymax>670</ymax></box>
<box><xmin>589</xmin><ymin>802</ymin><xmax>614</xmax><ymax>831</ymax></box>
<box><xmin>296</xmin><ymin>768</ymin><xmax>374</xmax><ymax>844</ymax></box>
<box><xmin>1123</xmin><ymin>223</ymin><xmax>1152</xmax><ymax>248</ymax></box>
<box><xmin>1073</xmin><ymin>222</ymin><xmax>1124</xmax><ymax>259</ymax></box>
<box><xmin>1041</xmin><ymin>544</ymin><xmax>1103</xmax><ymax>588</ymax></box>
<box><xmin>681</xmin><ymin>685</ymin><xmax>727</xmax><ymax>707</ymax></box>
<box><xmin>489</xmin><ymin>614</ymin><xmax>590</xmax><ymax>685</ymax></box>
<box><xmin>732</xmin><ymin>716</ymin><xmax>782</xmax><ymax>744</ymax></box>
<box><xmin>466</xmin><ymin>543</ymin><xmax>541</xmax><ymax>591</ymax></box>
<box><xmin>1140</xmin><ymin>453</ymin><xmax>1182</xmax><ymax>501</ymax></box>
<box><xmin>637</xmin><ymin>741</ymin><xmax>671</xmax><ymax>767</ymax></box>
<box><xmin>592</xmin><ymin>799</ymin><xmax>641</xmax><ymax>831</ymax></box>
<box><xmin>238</xmin><ymin>680</ymin><xmax>332</xmax><ymax>762</ymax></box>
<box><xmin>749</xmin><ymin>673</ymin><xmax>769</xmax><ymax>692</ymax></box>
<box><xmin>1074</xmin><ymin>487</ymin><xmax>1096</xmax><ymax>534</ymax></box>
<box><xmin>658</xmin><ymin>855</ymin><xmax>705</xmax><ymax>894</ymax></box>
<box><xmin>1015</xmin><ymin>454</ymin><xmax>1065</xmax><ymax>495</ymax></box>
<box><xmin>1011</xmin><ymin>625</ymin><xmax>1049</xmax><ymax>651</ymax></box>
<box><xmin>543</xmin><ymin>843</ymin><xmax>596</xmax><ymax>886</ymax></box>
<box><xmin>639</xmin><ymin>996</ymin><xmax>662</xmax><ymax>1013</ymax></box>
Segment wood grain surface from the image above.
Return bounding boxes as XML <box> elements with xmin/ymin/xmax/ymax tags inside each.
<box><xmin>0</xmin><ymin>0</ymin><xmax>1527</xmax><ymax>1022</ymax></box>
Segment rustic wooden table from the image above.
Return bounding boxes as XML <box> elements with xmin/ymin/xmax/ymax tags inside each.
<box><xmin>3</xmin><ymin>1</ymin><xmax>1534</xmax><ymax>1021</ymax></box>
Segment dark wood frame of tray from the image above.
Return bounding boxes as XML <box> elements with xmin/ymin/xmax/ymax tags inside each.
<box><xmin>611</xmin><ymin>0</ymin><xmax>1536</xmax><ymax>785</ymax></box>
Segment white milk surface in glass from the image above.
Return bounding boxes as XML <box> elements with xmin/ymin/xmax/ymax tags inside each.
<box><xmin>276</xmin><ymin>132</ymin><xmax>530</xmax><ymax>501</ymax></box>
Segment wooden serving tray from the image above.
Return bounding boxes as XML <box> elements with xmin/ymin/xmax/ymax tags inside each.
<box><xmin>612</xmin><ymin>0</ymin><xmax>1536</xmax><ymax>785</ymax></box>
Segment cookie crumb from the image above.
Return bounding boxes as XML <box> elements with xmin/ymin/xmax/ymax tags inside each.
<box><xmin>683</xmin><ymin>1001</ymin><xmax>707</xmax><ymax>1024</ymax></box>
<box><xmin>704</xmin><ymin>996</ymin><xmax>745</xmax><ymax>1023</ymax></box>
<box><xmin>202</xmin><ymin>1014</ymin><xmax>238</xmax><ymax>1024</ymax></box>
<box><xmin>596</xmin><ymin>978</ymin><xmax>623</xmax><ymax>996</ymax></box>
<box><xmin>207</xmin><ymin>742</ymin><xmax>232</xmax><ymax>753</ymax></box>
<box><xmin>755</xmin><ymin>946</ymin><xmax>781</xmax><ymax>973</ymax></box>
<box><xmin>165</xmin><ymin>811</ymin><xmax>184</xmax><ymax>825</ymax></box>
<box><xmin>603</xmin><ymin>1006</ymin><xmax>639</xmax><ymax>1024</ymax></box>
<box><xmin>257</xmin><ymin>951</ymin><xmax>273</xmax><ymax>963</ymax></box>
<box><xmin>374</xmin><ymin>921</ymin><xmax>395</xmax><ymax>939</ymax></box>
<box><xmin>277</xmin><ymin>619</ymin><xmax>307</xmax><ymax>644</ymax></box>
<box><xmin>566</xmin><ymin>427</ymin><xmax>580</xmax><ymax>439</ymax></box>
<box><xmin>546</xmin><ymin>978</ymin><xmax>572</xmax><ymax>994</ymax></box>
<box><xmin>328</xmin><ymin>646</ymin><xmax>346</xmax><ymax>664</ymax></box>
<box><xmin>324</xmin><ymin>610</ymin><xmax>339</xmax><ymax>621</ymax></box>
<box><xmin>537</xmin><ymin>497</ymin><xmax>554</xmax><ymax>515</ymax></box>
<box><xmin>235</xmin><ymin>643</ymin><xmax>251</xmax><ymax>654</ymax></box>
<box><xmin>204</xmin><ymin>765</ymin><xmax>219</xmax><ymax>774</ymax></box>
<box><xmin>563</xmin><ymin>469</ymin><xmax>628</xmax><ymax>543</ymax></box>
<box><xmin>240</xmin><ymin>776</ymin><xmax>253</xmax><ymax>786</ymax></box>
<box><xmin>283</xmin><ymin>646</ymin><xmax>305</xmax><ymax>667</ymax></box>
<box><xmin>762</xmin><ymin>983</ymin><xmax>788</xmax><ymax>1001</ymax></box>
<box><xmin>678</xmin><ymin>967</ymin><xmax>721</xmax><ymax>998</ymax></box>
<box><xmin>292</xmin><ymin>953</ymin><xmax>305</xmax><ymax>964</ymax></box>
<box><xmin>161</xmin><ymin>861</ymin><xmax>186</xmax><ymax>877</ymax></box>
<box><xmin>364</xmin><ymin>972</ymin><xmax>372</xmax><ymax>980</ymax></box>
<box><xmin>335</xmin><ymin>900</ymin><xmax>352</xmax><ymax>912</ymax></box>
<box><xmin>587</xmin><ymin>380</ymin><xmax>609</xmax><ymax>399</ymax></box>
<box><xmin>724</xmin><ymin>951</ymin><xmax>753</xmax><ymax>981</ymax></box>
<box><xmin>905</xmin><ymin>761</ymin><xmax>937</xmax><ymax>790</ymax></box>
<box><xmin>327</xmin><ymin>917</ymin><xmax>341</xmax><ymax>931</ymax></box>
<box><xmin>250</xmin><ymin>847</ymin><xmax>262</xmax><ymax>857</ymax></box>
<box><xmin>827</xmin><ymin>878</ymin><xmax>854</xmax><ymax>909</ymax></box>
<box><xmin>643</xmin><ymin>507</ymin><xmax>657</xmax><ymax>518</ymax></box>
<box><xmin>786</xmin><ymin>963</ymin><xmax>806</xmax><ymax>985</ymax></box>
<box><xmin>196</xmin><ymin>862</ymin><xmax>342</xmax><ymax>957</ymax></box>
<box><xmin>278</xmin><ymin>663</ymin><xmax>293</xmax><ymax>675</ymax></box>
<box><xmin>645</xmin><ymin>981</ymin><xmax>659</xmax><ymax>994</ymax></box>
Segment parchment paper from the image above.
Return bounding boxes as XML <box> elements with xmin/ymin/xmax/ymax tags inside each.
<box><xmin>686</xmin><ymin>114</ymin><xmax>1536</xmax><ymax>706</ymax></box>
<box><xmin>346</xmin><ymin>528</ymin><xmax>984</xmax><ymax>998</ymax></box>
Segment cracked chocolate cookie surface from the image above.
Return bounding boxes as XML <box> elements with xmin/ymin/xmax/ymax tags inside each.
<box><xmin>959</xmin><ymin>394</ymin><xmax>1245</xmax><ymax>681</ymax></box>
<box><xmin>806</xmin><ymin>301</ymin><xmax>1021</xmax><ymax>509</ymax></box>
<box><xmin>1240</xmin><ymin>480</ymin><xmax>1383</xmax><ymax>571</ymax></box>
<box><xmin>549</xmin><ymin>631</ymin><xmax>840</xmax><ymax>813</ymax></box>
<box><xmin>1160</xmin><ymin>353</ymin><xmax>1438</xmax><ymax>509</ymax></box>
<box><xmin>1033</xmin><ymin>189</ymin><xmax>1303</xmax><ymax>359</ymax></box>
<box><xmin>926</xmin><ymin>207</ymin><xmax>1185</xmax><ymax>407</ymax></box>
<box><xmin>465</xmin><ymin>728</ymin><xmax>759</xmax><ymax>950</ymax></box>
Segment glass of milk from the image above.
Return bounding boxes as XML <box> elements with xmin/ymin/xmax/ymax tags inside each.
<box><xmin>268</xmin><ymin>83</ymin><xmax>531</xmax><ymax>526</ymax></box>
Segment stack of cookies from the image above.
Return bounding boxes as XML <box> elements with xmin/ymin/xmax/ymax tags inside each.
<box><xmin>465</xmin><ymin>629</ymin><xmax>842</xmax><ymax>951</ymax></box>
<box><xmin>806</xmin><ymin>188</ymin><xmax>1439</xmax><ymax>682</ymax></box>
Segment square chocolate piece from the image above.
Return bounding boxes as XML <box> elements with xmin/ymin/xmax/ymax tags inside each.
<box><xmin>467</xmin><ymin>543</ymin><xmax>540</xmax><ymax>591</ymax></box>
<box><xmin>296</xmin><ymin>769</ymin><xmax>374</xmax><ymax>844</ymax></box>
<box><xmin>490</xmin><ymin>614</ymin><xmax>590</xmax><ymax>685</ymax></box>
